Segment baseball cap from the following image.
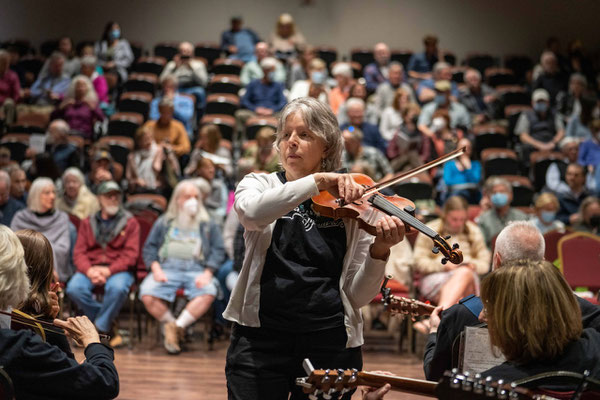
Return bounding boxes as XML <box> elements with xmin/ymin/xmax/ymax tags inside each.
<box><xmin>97</xmin><ymin>180</ymin><xmax>122</xmax><ymax>195</ymax></box>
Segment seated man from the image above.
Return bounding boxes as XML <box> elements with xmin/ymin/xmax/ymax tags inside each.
<box><xmin>66</xmin><ymin>181</ymin><xmax>139</xmax><ymax>344</ymax></box>
<box><xmin>363</xmin><ymin>42</ymin><xmax>391</xmax><ymax>92</ymax></box>
<box><xmin>340</xmin><ymin>98</ymin><xmax>387</xmax><ymax>154</ymax></box>
<box><xmin>546</xmin><ymin>137</ymin><xmax>595</xmax><ymax>195</ymax></box>
<box><xmin>149</xmin><ymin>74</ymin><xmax>195</xmax><ymax>138</ymax></box>
<box><xmin>342</xmin><ymin>127</ymin><xmax>393</xmax><ymax>182</ymax></box>
<box><xmin>221</xmin><ymin>16</ymin><xmax>261</xmax><ymax>63</ymax></box>
<box><xmin>86</xmin><ymin>149</ymin><xmax>123</xmax><ymax>194</ymax></box>
<box><xmin>418</xmin><ymin>80</ymin><xmax>471</xmax><ymax>138</ymax></box>
<box><xmin>28</xmin><ymin>52</ymin><xmax>71</xmax><ymax>106</ymax></box>
<box><xmin>139</xmin><ymin>180</ymin><xmax>225</xmax><ymax>354</ymax></box>
<box><xmin>533</xmin><ymin>51</ymin><xmax>568</xmax><ymax>105</ymax></box>
<box><xmin>0</xmin><ymin>49</ymin><xmax>20</xmax><ymax>126</ymax></box>
<box><xmin>142</xmin><ymin>97</ymin><xmax>191</xmax><ymax>158</ymax></box>
<box><xmin>477</xmin><ymin>176</ymin><xmax>528</xmax><ymax>248</ymax></box>
<box><xmin>416</xmin><ymin>62</ymin><xmax>460</xmax><ymax>104</ymax></box>
<box><xmin>458</xmin><ymin>68</ymin><xmax>497</xmax><ymax>124</ymax></box>
<box><xmin>556</xmin><ymin>73</ymin><xmax>596</xmax><ymax>124</ymax></box>
<box><xmin>374</xmin><ymin>61</ymin><xmax>415</xmax><ymax>115</ymax></box>
<box><xmin>6</xmin><ymin>165</ymin><xmax>28</xmax><ymax>205</ymax></box>
<box><xmin>578</xmin><ymin>119</ymin><xmax>600</xmax><ymax>173</ymax></box>
<box><xmin>406</xmin><ymin>34</ymin><xmax>440</xmax><ymax>80</ymax></box>
<box><xmin>240</xmin><ymin>42</ymin><xmax>286</xmax><ymax>87</ymax></box>
<box><xmin>235</xmin><ymin>57</ymin><xmax>287</xmax><ymax>135</ymax></box>
<box><xmin>515</xmin><ymin>88</ymin><xmax>565</xmax><ymax>164</ymax></box>
<box><xmin>160</xmin><ymin>42</ymin><xmax>207</xmax><ymax>113</ymax></box>
<box><xmin>557</xmin><ymin>163</ymin><xmax>590</xmax><ymax>225</ymax></box>
<box><xmin>0</xmin><ymin>170</ymin><xmax>24</xmax><ymax>226</ymax></box>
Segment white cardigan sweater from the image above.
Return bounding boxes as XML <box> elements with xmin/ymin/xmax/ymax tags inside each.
<box><xmin>223</xmin><ymin>172</ymin><xmax>388</xmax><ymax>348</ymax></box>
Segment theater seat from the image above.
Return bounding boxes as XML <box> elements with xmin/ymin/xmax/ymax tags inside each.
<box><xmin>350</xmin><ymin>48</ymin><xmax>374</xmax><ymax>70</ymax></box>
<box><xmin>211</xmin><ymin>58</ymin><xmax>243</xmax><ymax>76</ymax></box>
<box><xmin>484</xmin><ymin>67</ymin><xmax>516</xmax><ymax>87</ymax></box>
<box><xmin>499</xmin><ymin>174</ymin><xmax>535</xmax><ymax>207</ymax></box>
<box><xmin>118</xmin><ymin>92</ymin><xmax>152</xmax><ymax>119</ymax></box>
<box><xmin>98</xmin><ymin>136</ymin><xmax>135</xmax><ymax>169</ymax></box>
<box><xmin>245</xmin><ymin>116</ymin><xmax>278</xmax><ymax>141</ymax></box>
<box><xmin>205</xmin><ymin>93</ymin><xmax>239</xmax><ymax>116</ymax></box>
<box><xmin>481</xmin><ymin>148</ymin><xmax>519</xmax><ymax>177</ymax></box>
<box><xmin>123</xmin><ymin>73</ymin><xmax>158</xmax><ymax>95</ymax></box>
<box><xmin>472</xmin><ymin>124</ymin><xmax>508</xmax><ymax>159</ymax></box>
<box><xmin>133</xmin><ymin>56</ymin><xmax>167</xmax><ymax>76</ymax></box>
<box><xmin>207</xmin><ymin>74</ymin><xmax>241</xmax><ymax>95</ymax></box>
<box><xmin>154</xmin><ymin>42</ymin><xmax>179</xmax><ymax>61</ymax></box>
<box><xmin>194</xmin><ymin>42</ymin><xmax>221</xmax><ymax>67</ymax></box>
<box><xmin>530</xmin><ymin>151</ymin><xmax>566</xmax><ymax>192</ymax></box>
<box><xmin>107</xmin><ymin>112</ymin><xmax>144</xmax><ymax>138</ymax></box>
<box><xmin>201</xmin><ymin>114</ymin><xmax>236</xmax><ymax>141</ymax></box>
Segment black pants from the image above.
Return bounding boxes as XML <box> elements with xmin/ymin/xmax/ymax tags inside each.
<box><xmin>226</xmin><ymin>324</ymin><xmax>362</xmax><ymax>400</ymax></box>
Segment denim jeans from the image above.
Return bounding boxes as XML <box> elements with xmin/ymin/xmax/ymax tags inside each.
<box><xmin>66</xmin><ymin>271</ymin><xmax>134</xmax><ymax>332</ymax></box>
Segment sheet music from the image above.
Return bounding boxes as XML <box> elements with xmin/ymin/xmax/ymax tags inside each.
<box><xmin>29</xmin><ymin>134</ymin><xmax>46</xmax><ymax>154</ymax></box>
<box><xmin>460</xmin><ymin>326</ymin><xmax>505</xmax><ymax>374</ymax></box>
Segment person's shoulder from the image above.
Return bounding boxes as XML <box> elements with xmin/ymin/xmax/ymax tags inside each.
<box><xmin>509</xmin><ymin>207</ymin><xmax>528</xmax><ymax>219</ymax></box>
<box><xmin>421</xmin><ymin>101</ymin><xmax>436</xmax><ymax>112</ymax></box>
<box><xmin>426</xmin><ymin>217</ymin><xmax>443</xmax><ymax>231</ymax></box>
<box><xmin>170</xmin><ymin>119</ymin><xmax>187</xmax><ymax>130</ymax></box>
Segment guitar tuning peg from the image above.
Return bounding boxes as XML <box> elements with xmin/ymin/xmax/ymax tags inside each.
<box><xmin>302</xmin><ymin>359</ymin><xmax>315</xmax><ymax>375</ymax></box>
<box><xmin>323</xmin><ymin>393</ymin><xmax>332</xmax><ymax>400</ymax></box>
<box><xmin>308</xmin><ymin>392</ymin><xmax>319</xmax><ymax>400</ymax></box>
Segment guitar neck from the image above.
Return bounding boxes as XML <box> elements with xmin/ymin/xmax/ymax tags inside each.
<box><xmin>388</xmin><ymin>296</ymin><xmax>436</xmax><ymax>316</ymax></box>
<box><xmin>357</xmin><ymin>372</ymin><xmax>437</xmax><ymax>397</ymax></box>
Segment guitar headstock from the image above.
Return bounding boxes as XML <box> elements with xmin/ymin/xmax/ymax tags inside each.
<box><xmin>436</xmin><ymin>370</ymin><xmax>547</xmax><ymax>400</ymax></box>
<box><xmin>379</xmin><ymin>275</ymin><xmax>435</xmax><ymax>317</ymax></box>
<box><xmin>296</xmin><ymin>359</ymin><xmax>359</xmax><ymax>400</ymax></box>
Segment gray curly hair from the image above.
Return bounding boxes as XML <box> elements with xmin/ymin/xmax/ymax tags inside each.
<box><xmin>275</xmin><ymin>97</ymin><xmax>343</xmax><ymax>172</ymax></box>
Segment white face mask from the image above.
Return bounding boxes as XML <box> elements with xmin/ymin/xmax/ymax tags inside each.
<box><xmin>104</xmin><ymin>204</ymin><xmax>120</xmax><ymax>216</ymax></box>
<box><xmin>182</xmin><ymin>197</ymin><xmax>199</xmax><ymax>216</ymax></box>
<box><xmin>431</xmin><ymin>117</ymin><xmax>446</xmax><ymax>132</ymax></box>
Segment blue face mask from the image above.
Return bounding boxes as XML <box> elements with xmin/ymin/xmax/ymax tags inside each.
<box><xmin>491</xmin><ymin>192</ymin><xmax>509</xmax><ymax>208</ymax></box>
<box><xmin>540</xmin><ymin>210</ymin><xmax>556</xmax><ymax>224</ymax></box>
<box><xmin>311</xmin><ymin>70</ymin><xmax>326</xmax><ymax>85</ymax></box>
<box><xmin>434</xmin><ymin>94</ymin><xmax>447</xmax><ymax>106</ymax></box>
<box><xmin>266</xmin><ymin>71</ymin><xmax>275</xmax><ymax>81</ymax></box>
<box><xmin>534</xmin><ymin>102</ymin><xmax>548</xmax><ymax>114</ymax></box>
<box><xmin>110</xmin><ymin>29</ymin><xmax>121</xmax><ymax>40</ymax></box>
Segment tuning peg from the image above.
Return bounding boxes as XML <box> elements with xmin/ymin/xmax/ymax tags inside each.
<box><xmin>452</xmin><ymin>243</ymin><xmax>459</xmax><ymax>250</ymax></box>
<box><xmin>441</xmin><ymin>258</ymin><xmax>448</xmax><ymax>265</ymax></box>
<box><xmin>303</xmin><ymin>359</ymin><xmax>315</xmax><ymax>375</ymax></box>
<box><xmin>323</xmin><ymin>393</ymin><xmax>332</xmax><ymax>400</ymax></box>
<box><xmin>444</xmin><ymin>235</ymin><xmax>451</xmax><ymax>240</ymax></box>
<box><xmin>450</xmin><ymin>378</ymin><xmax>460</xmax><ymax>389</ymax></box>
<box><xmin>308</xmin><ymin>392</ymin><xmax>319</xmax><ymax>400</ymax></box>
<box><xmin>432</xmin><ymin>246</ymin><xmax>440</xmax><ymax>254</ymax></box>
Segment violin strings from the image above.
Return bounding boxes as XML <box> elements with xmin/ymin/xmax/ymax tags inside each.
<box><xmin>370</xmin><ymin>194</ymin><xmax>437</xmax><ymax>237</ymax></box>
<box><xmin>11</xmin><ymin>319</ymin><xmax>66</xmax><ymax>336</ymax></box>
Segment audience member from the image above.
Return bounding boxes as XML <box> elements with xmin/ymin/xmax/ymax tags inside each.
<box><xmin>328</xmin><ymin>62</ymin><xmax>353</xmax><ymax>115</ymax></box>
<box><xmin>573</xmin><ymin>196</ymin><xmax>600</xmax><ymax>235</ymax></box>
<box><xmin>557</xmin><ymin>163</ymin><xmax>590</xmax><ymax>225</ymax></box>
<box><xmin>342</xmin><ymin>127</ymin><xmax>393</xmax><ymax>182</ymax></box>
<box><xmin>142</xmin><ymin>97</ymin><xmax>191</xmax><ymax>158</ymax></box>
<box><xmin>337</xmin><ymin>81</ymin><xmax>379</xmax><ymax>126</ymax></box>
<box><xmin>240</xmin><ymin>126</ymin><xmax>279</xmax><ymax>173</ymax></box>
<box><xmin>515</xmin><ymin>88</ymin><xmax>565</xmax><ymax>163</ymax></box>
<box><xmin>374</xmin><ymin>62</ymin><xmax>415</xmax><ymax>117</ymax></box>
<box><xmin>578</xmin><ymin>119</ymin><xmax>600</xmax><ymax>171</ymax></box>
<box><xmin>416</xmin><ymin>62</ymin><xmax>459</xmax><ymax>104</ymax></box>
<box><xmin>418</xmin><ymin>80</ymin><xmax>470</xmax><ymax>138</ymax></box>
<box><xmin>221</xmin><ymin>16</ymin><xmax>261</xmax><ymax>63</ymax></box>
<box><xmin>66</xmin><ymin>180</ymin><xmax>139</xmax><ymax>346</ymax></box>
<box><xmin>364</xmin><ymin>42</ymin><xmax>391</xmax><ymax>92</ymax></box>
<box><xmin>185</xmin><ymin>124</ymin><xmax>233</xmax><ymax>178</ymax></box>
<box><xmin>41</xmin><ymin>119</ymin><xmax>81</xmax><ymax>173</ymax></box>
<box><xmin>240</xmin><ymin>42</ymin><xmax>286</xmax><ymax>87</ymax></box>
<box><xmin>387</xmin><ymin>103</ymin><xmax>433</xmax><ymax>172</ymax></box>
<box><xmin>545</xmin><ymin>137</ymin><xmax>587</xmax><ymax>195</ymax></box>
<box><xmin>289</xmin><ymin>58</ymin><xmax>328</xmax><ymax>102</ymax></box>
<box><xmin>269</xmin><ymin>13</ymin><xmax>306</xmax><ymax>60</ymax></box>
<box><xmin>0</xmin><ymin>225</ymin><xmax>119</xmax><ymax>400</ymax></box>
<box><xmin>86</xmin><ymin>149</ymin><xmax>121</xmax><ymax>194</ymax></box>
<box><xmin>160</xmin><ymin>42</ymin><xmax>208</xmax><ymax>113</ymax></box>
<box><xmin>442</xmin><ymin>138</ymin><xmax>482</xmax><ymax>204</ymax></box>
<box><xmin>407</xmin><ymin>35</ymin><xmax>440</xmax><ymax>80</ymax></box>
<box><xmin>287</xmin><ymin>46</ymin><xmax>316</xmax><ymax>88</ymax></box>
<box><xmin>0</xmin><ymin>170</ymin><xmax>23</xmax><ymax>226</ymax></box>
<box><xmin>140</xmin><ymin>180</ymin><xmax>225</xmax><ymax>354</ymax></box>
<box><xmin>55</xmin><ymin>167</ymin><xmax>100</xmax><ymax>220</ymax></box>
<box><xmin>237</xmin><ymin>57</ymin><xmax>287</xmax><ymax>133</ymax></box>
<box><xmin>478</xmin><ymin>177</ymin><xmax>528</xmax><ymax>247</ymax></box>
<box><xmin>532</xmin><ymin>192</ymin><xmax>565</xmax><ymax>234</ymax></box>
<box><xmin>6</xmin><ymin>165</ymin><xmax>27</xmax><ymax>205</ymax></box>
<box><xmin>80</xmin><ymin>55</ymin><xmax>109</xmax><ymax>107</ymax></box>
<box><xmin>11</xmin><ymin>177</ymin><xmax>72</xmax><ymax>282</ymax></box>
<box><xmin>95</xmin><ymin>21</ymin><xmax>134</xmax><ymax>83</ymax></box>
<box><xmin>126</xmin><ymin>125</ymin><xmax>181</xmax><ymax>195</ymax></box>
<box><xmin>149</xmin><ymin>74</ymin><xmax>195</xmax><ymax>138</ymax></box>
<box><xmin>191</xmin><ymin>158</ymin><xmax>228</xmax><ymax>222</ymax></box>
<box><xmin>51</xmin><ymin>75</ymin><xmax>104</xmax><ymax>140</ymax></box>
<box><xmin>28</xmin><ymin>52</ymin><xmax>71</xmax><ymax>106</ymax></box>
<box><xmin>414</xmin><ymin>196</ymin><xmax>490</xmax><ymax>311</ymax></box>
<box><xmin>38</xmin><ymin>37</ymin><xmax>80</xmax><ymax>79</ymax></box>
<box><xmin>459</xmin><ymin>68</ymin><xmax>497</xmax><ymax>124</ymax></box>
<box><xmin>379</xmin><ymin>87</ymin><xmax>411</xmax><ymax>141</ymax></box>
<box><xmin>0</xmin><ymin>49</ymin><xmax>20</xmax><ymax>126</ymax></box>
<box><xmin>533</xmin><ymin>51</ymin><xmax>568</xmax><ymax>105</ymax></box>
<box><xmin>340</xmin><ymin>98</ymin><xmax>387</xmax><ymax>153</ymax></box>
<box><xmin>556</xmin><ymin>73</ymin><xmax>595</xmax><ymax>123</ymax></box>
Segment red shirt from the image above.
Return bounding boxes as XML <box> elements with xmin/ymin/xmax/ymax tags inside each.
<box><xmin>0</xmin><ymin>70</ymin><xmax>21</xmax><ymax>104</ymax></box>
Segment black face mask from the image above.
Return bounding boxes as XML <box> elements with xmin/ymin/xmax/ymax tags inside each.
<box><xmin>180</xmin><ymin>54</ymin><xmax>191</xmax><ymax>60</ymax></box>
<box><xmin>589</xmin><ymin>215</ymin><xmax>600</xmax><ymax>229</ymax></box>
<box><xmin>411</xmin><ymin>116</ymin><xmax>419</xmax><ymax>125</ymax></box>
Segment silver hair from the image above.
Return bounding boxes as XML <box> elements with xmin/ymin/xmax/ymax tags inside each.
<box><xmin>27</xmin><ymin>177</ymin><xmax>55</xmax><ymax>213</ymax></box>
<box><xmin>49</xmin><ymin>51</ymin><xmax>66</xmax><ymax>63</ymax></box>
<box><xmin>433</xmin><ymin>61</ymin><xmax>451</xmax><ymax>74</ymax></box>
<box><xmin>331</xmin><ymin>62</ymin><xmax>353</xmax><ymax>78</ymax></box>
<box><xmin>559</xmin><ymin>136</ymin><xmax>580</xmax><ymax>150</ymax></box>
<box><xmin>0</xmin><ymin>225</ymin><xmax>30</xmax><ymax>310</ymax></box>
<box><xmin>64</xmin><ymin>75</ymin><xmax>98</xmax><ymax>105</ymax></box>
<box><xmin>80</xmin><ymin>55</ymin><xmax>97</xmax><ymax>67</ymax></box>
<box><xmin>389</xmin><ymin>61</ymin><xmax>404</xmax><ymax>71</ymax></box>
<box><xmin>345</xmin><ymin>97</ymin><xmax>365</xmax><ymax>110</ymax></box>
<box><xmin>484</xmin><ymin>176</ymin><xmax>513</xmax><ymax>196</ymax></box>
<box><xmin>159</xmin><ymin>96</ymin><xmax>174</xmax><ymax>109</ymax></box>
<box><xmin>541</xmin><ymin>50</ymin><xmax>557</xmax><ymax>63</ymax></box>
<box><xmin>62</xmin><ymin>167</ymin><xmax>85</xmax><ymax>184</ymax></box>
<box><xmin>165</xmin><ymin>180</ymin><xmax>210</xmax><ymax>223</ymax></box>
<box><xmin>494</xmin><ymin>221</ymin><xmax>545</xmax><ymax>265</ymax></box>
<box><xmin>160</xmin><ymin>73</ymin><xmax>178</xmax><ymax>87</ymax></box>
<box><xmin>260</xmin><ymin>57</ymin><xmax>278</xmax><ymax>70</ymax></box>
<box><xmin>49</xmin><ymin>119</ymin><xmax>70</xmax><ymax>135</ymax></box>
<box><xmin>570</xmin><ymin>72</ymin><xmax>587</xmax><ymax>86</ymax></box>
<box><xmin>0</xmin><ymin>170</ymin><xmax>10</xmax><ymax>187</ymax></box>
<box><xmin>465</xmin><ymin>68</ymin><xmax>481</xmax><ymax>80</ymax></box>
<box><xmin>275</xmin><ymin>97</ymin><xmax>343</xmax><ymax>172</ymax></box>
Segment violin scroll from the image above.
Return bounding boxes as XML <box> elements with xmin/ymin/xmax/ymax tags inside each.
<box><xmin>432</xmin><ymin>235</ymin><xmax>464</xmax><ymax>265</ymax></box>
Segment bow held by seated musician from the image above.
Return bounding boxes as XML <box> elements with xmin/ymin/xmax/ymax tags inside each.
<box><xmin>223</xmin><ymin>97</ymin><xmax>406</xmax><ymax>400</ymax></box>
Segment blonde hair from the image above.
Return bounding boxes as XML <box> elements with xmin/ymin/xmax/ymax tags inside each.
<box><xmin>165</xmin><ymin>180</ymin><xmax>210</xmax><ymax>224</ymax></box>
<box><xmin>64</xmin><ymin>75</ymin><xmax>98</xmax><ymax>106</ymax></box>
<box><xmin>481</xmin><ymin>260</ymin><xmax>582</xmax><ymax>364</ymax></box>
<box><xmin>392</xmin><ymin>87</ymin><xmax>410</xmax><ymax>111</ymax></box>
<box><xmin>0</xmin><ymin>225</ymin><xmax>30</xmax><ymax>310</ymax></box>
<box><xmin>27</xmin><ymin>177</ymin><xmax>55</xmax><ymax>213</ymax></box>
<box><xmin>441</xmin><ymin>195</ymin><xmax>469</xmax><ymax>235</ymax></box>
<box><xmin>534</xmin><ymin>192</ymin><xmax>559</xmax><ymax>210</ymax></box>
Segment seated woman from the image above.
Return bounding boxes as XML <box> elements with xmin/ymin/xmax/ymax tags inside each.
<box><xmin>481</xmin><ymin>260</ymin><xmax>600</xmax><ymax>382</ymax></box>
<box><xmin>11</xmin><ymin>177</ymin><xmax>73</xmax><ymax>282</ymax></box>
<box><xmin>139</xmin><ymin>180</ymin><xmax>225</xmax><ymax>355</ymax></box>
<box><xmin>269</xmin><ymin>13</ymin><xmax>306</xmax><ymax>61</ymax></box>
<box><xmin>329</xmin><ymin>62</ymin><xmax>354</xmax><ymax>115</ymax></box>
<box><xmin>240</xmin><ymin>126</ymin><xmax>280</xmax><ymax>173</ymax></box>
<box><xmin>14</xmin><ymin>229</ymin><xmax>73</xmax><ymax>357</ymax></box>
<box><xmin>442</xmin><ymin>138</ymin><xmax>482</xmax><ymax>204</ymax></box>
<box><xmin>289</xmin><ymin>58</ymin><xmax>329</xmax><ymax>103</ymax></box>
<box><xmin>0</xmin><ymin>225</ymin><xmax>119</xmax><ymax>400</ymax></box>
<box><xmin>387</xmin><ymin>103</ymin><xmax>434</xmax><ymax>172</ymax></box>
<box><xmin>379</xmin><ymin>87</ymin><xmax>411</xmax><ymax>141</ymax></box>
<box><xmin>414</xmin><ymin>196</ymin><xmax>490</xmax><ymax>311</ymax></box>
<box><xmin>185</xmin><ymin>124</ymin><xmax>233</xmax><ymax>178</ymax></box>
<box><xmin>337</xmin><ymin>81</ymin><xmax>379</xmax><ymax>126</ymax></box>
<box><xmin>56</xmin><ymin>167</ymin><xmax>100</xmax><ymax>220</ymax></box>
<box><xmin>126</xmin><ymin>126</ymin><xmax>181</xmax><ymax>196</ymax></box>
<box><xmin>95</xmin><ymin>21</ymin><xmax>134</xmax><ymax>84</ymax></box>
<box><xmin>532</xmin><ymin>192</ymin><xmax>566</xmax><ymax>234</ymax></box>
<box><xmin>51</xmin><ymin>75</ymin><xmax>104</xmax><ymax>140</ymax></box>
<box><xmin>573</xmin><ymin>196</ymin><xmax>600</xmax><ymax>235</ymax></box>
<box><xmin>191</xmin><ymin>158</ymin><xmax>228</xmax><ymax>223</ymax></box>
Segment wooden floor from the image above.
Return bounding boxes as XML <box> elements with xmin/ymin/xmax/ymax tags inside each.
<box><xmin>74</xmin><ymin>334</ymin><xmax>432</xmax><ymax>400</ymax></box>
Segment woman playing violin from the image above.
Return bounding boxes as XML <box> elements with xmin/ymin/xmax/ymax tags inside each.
<box><xmin>224</xmin><ymin>97</ymin><xmax>406</xmax><ymax>400</ymax></box>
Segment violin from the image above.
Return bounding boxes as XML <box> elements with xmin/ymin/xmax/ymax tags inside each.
<box><xmin>312</xmin><ymin>149</ymin><xmax>465</xmax><ymax>265</ymax></box>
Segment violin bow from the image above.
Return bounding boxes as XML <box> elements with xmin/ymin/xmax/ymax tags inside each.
<box><xmin>362</xmin><ymin>147</ymin><xmax>465</xmax><ymax>198</ymax></box>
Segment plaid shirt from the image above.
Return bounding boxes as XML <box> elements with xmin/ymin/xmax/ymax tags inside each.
<box><xmin>342</xmin><ymin>146</ymin><xmax>393</xmax><ymax>181</ymax></box>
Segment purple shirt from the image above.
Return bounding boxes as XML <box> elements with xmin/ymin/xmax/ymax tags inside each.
<box><xmin>51</xmin><ymin>102</ymin><xmax>104</xmax><ymax>139</ymax></box>
<box><xmin>0</xmin><ymin>70</ymin><xmax>21</xmax><ymax>104</ymax></box>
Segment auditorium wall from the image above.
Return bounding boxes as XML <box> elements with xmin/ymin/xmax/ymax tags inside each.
<box><xmin>1</xmin><ymin>0</ymin><xmax>598</xmax><ymax>62</ymax></box>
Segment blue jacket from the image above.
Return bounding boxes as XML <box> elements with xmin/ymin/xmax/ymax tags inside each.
<box><xmin>142</xmin><ymin>215</ymin><xmax>225</xmax><ymax>272</ymax></box>
<box><xmin>340</xmin><ymin>122</ymin><xmax>388</xmax><ymax>154</ymax></box>
<box><xmin>241</xmin><ymin>79</ymin><xmax>287</xmax><ymax>112</ymax></box>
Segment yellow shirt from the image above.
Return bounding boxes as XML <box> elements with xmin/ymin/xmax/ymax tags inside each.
<box><xmin>143</xmin><ymin>120</ymin><xmax>191</xmax><ymax>157</ymax></box>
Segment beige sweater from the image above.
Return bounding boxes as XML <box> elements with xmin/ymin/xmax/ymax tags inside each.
<box><xmin>56</xmin><ymin>187</ymin><xmax>100</xmax><ymax>220</ymax></box>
